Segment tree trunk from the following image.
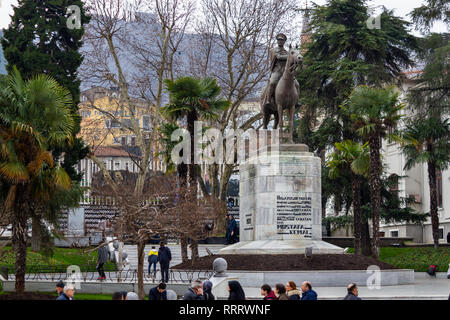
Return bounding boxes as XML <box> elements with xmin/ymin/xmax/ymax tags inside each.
<box><xmin>351</xmin><ymin>174</ymin><xmax>361</xmax><ymax>255</ymax></box>
<box><xmin>180</xmin><ymin>237</ymin><xmax>188</xmax><ymax>263</ymax></box>
<box><xmin>360</xmin><ymin>220</ymin><xmax>372</xmax><ymax>256</ymax></box>
<box><xmin>219</xmin><ymin>164</ymin><xmax>233</xmax><ymax>200</ymax></box>
<box><xmin>368</xmin><ymin>131</ymin><xmax>382</xmax><ymax>259</ymax></box>
<box><xmin>12</xmin><ymin>193</ymin><xmax>29</xmax><ymax>293</ymax></box>
<box><xmin>427</xmin><ymin>160</ymin><xmax>440</xmax><ymax>249</ymax></box>
<box><xmin>191</xmin><ymin>240</ymin><xmax>199</xmax><ymax>265</ymax></box>
<box><xmin>31</xmin><ymin>214</ymin><xmax>41</xmax><ymax>252</ymax></box>
<box><xmin>137</xmin><ymin>240</ymin><xmax>145</xmax><ymax>300</ymax></box>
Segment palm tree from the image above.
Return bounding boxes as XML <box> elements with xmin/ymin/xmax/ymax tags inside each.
<box><xmin>342</xmin><ymin>86</ymin><xmax>404</xmax><ymax>259</ymax></box>
<box><xmin>0</xmin><ymin>67</ymin><xmax>75</xmax><ymax>293</ymax></box>
<box><xmin>328</xmin><ymin>140</ymin><xmax>369</xmax><ymax>255</ymax></box>
<box><xmin>401</xmin><ymin>117</ymin><xmax>450</xmax><ymax>249</ymax></box>
<box><xmin>161</xmin><ymin>76</ymin><xmax>229</xmax><ymax>262</ymax></box>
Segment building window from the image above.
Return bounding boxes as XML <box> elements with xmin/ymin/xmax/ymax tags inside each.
<box><xmin>115</xmin><ymin>162</ymin><xmax>120</xmax><ymax>170</ymax></box>
<box><xmin>121</xmin><ymin>136</ymin><xmax>127</xmax><ymax>146</ymax></box>
<box><xmin>390</xmin><ymin>230</ymin><xmax>399</xmax><ymax>238</ymax></box>
<box><xmin>388</xmin><ymin>174</ymin><xmax>399</xmax><ymax>192</ymax></box>
<box><xmin>436</xmin><ymin>169</ymin><xmax>442</xmax><ymax>208</ymax></box>
<box><xmin>143</xmin><ymin>115</ymin><xmax>151</xmax><ymax>131</ymax></box>
<box><xmin>105</xmin><ymin>119</ymin><xmax>121</xmax><ymax>128</ymax></box>
<box><xmin>438</xmin><ymin>228</ymin><xmax>444</xmax><ymax>239</ymax></box>
<box><xmin>131</xmin><ymin>136</ymin><xmax>136</xmax><ymax>146</ymax></box>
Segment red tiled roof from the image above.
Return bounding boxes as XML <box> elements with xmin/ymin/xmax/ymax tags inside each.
<box><xmin>93</xmin><ymin>146</ymin><xmax>137</xmax><ymax>157</ymax></box>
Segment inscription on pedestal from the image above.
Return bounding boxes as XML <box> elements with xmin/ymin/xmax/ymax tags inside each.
<box><xmin>276</xmin><ymin>194</ymin><xmax>312</xmax><ymax>239</ymax></box>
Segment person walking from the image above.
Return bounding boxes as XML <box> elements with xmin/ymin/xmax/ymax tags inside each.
<box><xmin>261</xmin><ymin>284</ymin><xmax>277</xmax><ymax>300</ymax></box>
<box><xmin>183</xmin><ymin>280</ymin><xmax>204</xmax><ymax>300</ymax></box>
<box><xmin>203</xmin><ymin>280</ymin><xmax>215</xmax><ymax>300</ymax></box>
<box><xmin>149</xmin><ymin>282</ymin><xmax>168</xmax><ymax>300</ymax></box>
<box><xmin>147</xmin><ymin>246</ymin><xmax>158</xmax><ymax>277</ymax></box>
<box><xmin>158</xmin><ymin>241</ymin><xmax>172</xmax><ymax>283</ymax></box>
<box><xmin>55</xmin><ymin>280</ymin><xmax>65</xmax><ymax>298</ymax></box>
<box><xmin>275</xmin><ymin>283</ymin><xmax>289</xmax><ymax>300</ymax></box>
<box><xmin>343</xmin><ymin>283</ymin><xmax>361</xmax><ymax>300</ymax></box>
<box><xmin>97</xmin><ymin>240</ymin><xmax>109</xmax><ymax>280</ymax></box>
<box><xmin>56</xmin><ymin>284</ymin><xmax>75</xmax><ymax>300</ymax></box>
<box><xmin>300</xmin><ymin>281</ymin><xmax>318</xmax><ymax>300</ymax></box>
<box><xmin>228</xmin><ymin>280</ymin><xmax>246</xmax><ymax>300</ymax></box>
<box><xmin>286</xmin><ymin>281</ymin><xmax>301</xmax><ymax>300</ymax></box>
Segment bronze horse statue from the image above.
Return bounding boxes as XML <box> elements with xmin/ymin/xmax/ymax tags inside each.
<box><xmin>261</xmin><ymin>45</ymin><xmax>302</xmax><ymax>143</ymax></box>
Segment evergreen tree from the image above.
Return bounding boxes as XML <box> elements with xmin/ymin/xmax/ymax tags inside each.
<box><xmin>1</xmin><ymin>0</ymin><xmax>90</xmax><ymax>182</ymax></box>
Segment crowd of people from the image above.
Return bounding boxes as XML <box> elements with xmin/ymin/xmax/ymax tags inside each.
<box><xmin>53</xmin><ymin>279</ymin><xmax>361</xmax><ymax>300</ymax></box>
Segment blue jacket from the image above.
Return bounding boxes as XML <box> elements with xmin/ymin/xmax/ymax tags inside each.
<box><xmin>158</xmin><ymin>246</ymin><xmax>172</xmax><ymax>264</ymax></box>
<box><xmin>56</xmin><ymin>293</ymin><xmax>73</xmax><ymax>300</ymax></box>
<box><xmin>148</xmin><ymin>287</ymin><xmax>167</xmax><ymax>300</ymax></box>
<box><xmin>301</xmin><ymin>289</ymin><xmax>318</xmax><ymax>300</ymax></box>
<box><xmin>229</xmin><ymin>219</ymin><xmax>237</xmax><ymax>233</ymax></box>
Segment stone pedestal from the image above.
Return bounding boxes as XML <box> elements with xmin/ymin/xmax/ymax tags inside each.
<box><xmin>220</xmin><ymin>144</ymin><xmax>343</xmax><ymax>255</ymax></box>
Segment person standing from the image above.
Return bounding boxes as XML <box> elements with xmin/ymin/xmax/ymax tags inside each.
<box><xmin>149</xmin><ymin>282</ymin><xmax>168</xmax><ymax>300</ymax></box>
<box><xmin>56</xmin><ymin>284</ymin><xmax>75</xmax><ymax>300</ymax></box>
<box><xmin>147</xmin><ymin>246</ymin><xmax>158</xmax><ymax>277</ymax></box>
<box><xmin>97</xmin><ymin>240</ymin><xmax>109</xmax><ymax>280</ymax></box>
<box><xmin>225</xmin><ymin>214</ymin><xmax>232</xmax><ymax>244</ymax></box>
<box><xmin>183</xmin><ymin>280</ymin><xmax>204</xmax><ymax>300</ymax></box>
<box><xmin>229</xmin><ymin>215</ymin><xmax>237</xmax><ymax>244</ymax></box>
<box><xmin>343</xmin><ymin>283</ymin><xmax>361</xmax><ymax>300</ymax></box>
<box><xmin>202</xmin><ymin>280</ymin><xmax>215</xmax><ymax>300</ymax></box>
<box><xmin>286</xmin><ymin>281</ymin><xmax>301</xmax><ymax>300</ymax></box>
<box><xmin>261</xmin><ymin>284</ymin><xmax>277</xmax><ymax>300</ymax></box>
<box><xmin>158</xmin><ymin>241</ymin><xmax>172</xmax><ymax>283</ymax></box>
<box><xmin>275</xmin><ymin>283</ymin><xmax>289</xmax><ymax>300</ymax></box>
<box><xmin>55</xmin><ymin>280</ymin><xmax>65</xmax><ymax>298</ymax></box>
<box><xmin>228</xmin><ymin>280</ymin><xmax>246</xmax><ymax>300</ymax></box>
<box><xmin>300</xmin><ymin>281</ymin><xmax>318</xmax><ymax>300</ymax></box>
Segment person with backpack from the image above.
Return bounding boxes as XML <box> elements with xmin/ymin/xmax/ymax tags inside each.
<box><xmin>147</xmin><ymin>246</ymin><xmax>158</xmax><ymax>277</ymax></box>
<box><xmin>426</xmin><ymin>264</ymin><xmax>437</xmax><ymax>277</ymax></box>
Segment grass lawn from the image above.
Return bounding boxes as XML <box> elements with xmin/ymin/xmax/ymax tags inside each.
<box><xmin>0</xmin><ymin>291</ymin><xmax>114</xmax><ymax>300</ymax></box>
<box><xmin>0</xmin><ymin>246</ymin><xmax>117</xmax><ymax>273</ymax></box>
<box><xmin>349</xmin><ymin>247</ymin><xmax>450</xmax><ymax>272</ymax></box>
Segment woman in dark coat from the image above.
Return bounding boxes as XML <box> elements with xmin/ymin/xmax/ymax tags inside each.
<box><xmin>203</xmin><ymin>280</ymin><xmax>215</xmax><ymax>300</ymax></box>
<box><xmin>228</xmin><ymin>280</ymin><xmax>246</xmax><ymax>300</ymax></box>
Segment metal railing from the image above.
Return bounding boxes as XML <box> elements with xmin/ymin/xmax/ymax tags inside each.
<box><xmin>1</xmin><ymin>266</ymin><xmax>213</xmax><ymax>284</ymax></box>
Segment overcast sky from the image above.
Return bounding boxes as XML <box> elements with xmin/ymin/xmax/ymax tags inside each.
<box><xmin>0</xmin><ymin>0</ymin><xmax>447</xmax><ymax>33</ymax></box>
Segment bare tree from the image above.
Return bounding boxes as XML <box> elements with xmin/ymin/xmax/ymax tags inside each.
<box><xmin>80</xmin><ymin>0</ymin><xmax>195</xmax><ymax>284</ymax></box>
<box><xmin>189</xmin><ymin>0</ymin><xmax>300</xmax><ymax>200</ymax></box>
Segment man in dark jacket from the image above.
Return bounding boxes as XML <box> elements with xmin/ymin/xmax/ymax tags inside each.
<box><xmin>149</xmin><ymin>282</ymin><xmax>168</xmax><ymax>300</ymax></box>
<box><xmin>55</xmin><ymin>280</ymin><xmax>65</xmax><ymax>297</ymax></box>
<box><xmin>225</xmin><ymin>214</ymin><xmax>232</xmax><ymax>244</ymax></box>
<box><xmin>56</xmin><ymin>285</ymin><xmax>75</xmax><ymax>300</ymax></box>
<box><xmin>183</xmin><ymin>280</ymin><xmax>204</xmax><ymax>300</ymax></box>
<box><xmin>343</xmin><ymin>283</ymin><xmax>361</xmax><ymax>300</ymax></box>
<box><xmin>301</xmin><ymin>281</ymin><xmax>318</xmax><ymax>300</ymax></box>
<box><xmin>229</xmin><ymin>215</ymin><xmax>237</xmax><ymax>244</ymax></box>
<box><xmin>158</xmin><ymin>241</ymin><xmax>172</xmax><ymax>283</ymax></box>
<box><xmin>97</xmin><ymin>241</ymin><xmax>110</xmax><ymax>280</ymax></box>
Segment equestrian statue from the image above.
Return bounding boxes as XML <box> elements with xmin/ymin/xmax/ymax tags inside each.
<box><xmin>260</xmin><ymin>33</ymin><xmax>303</xmax><ymax>143</ymax></box>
